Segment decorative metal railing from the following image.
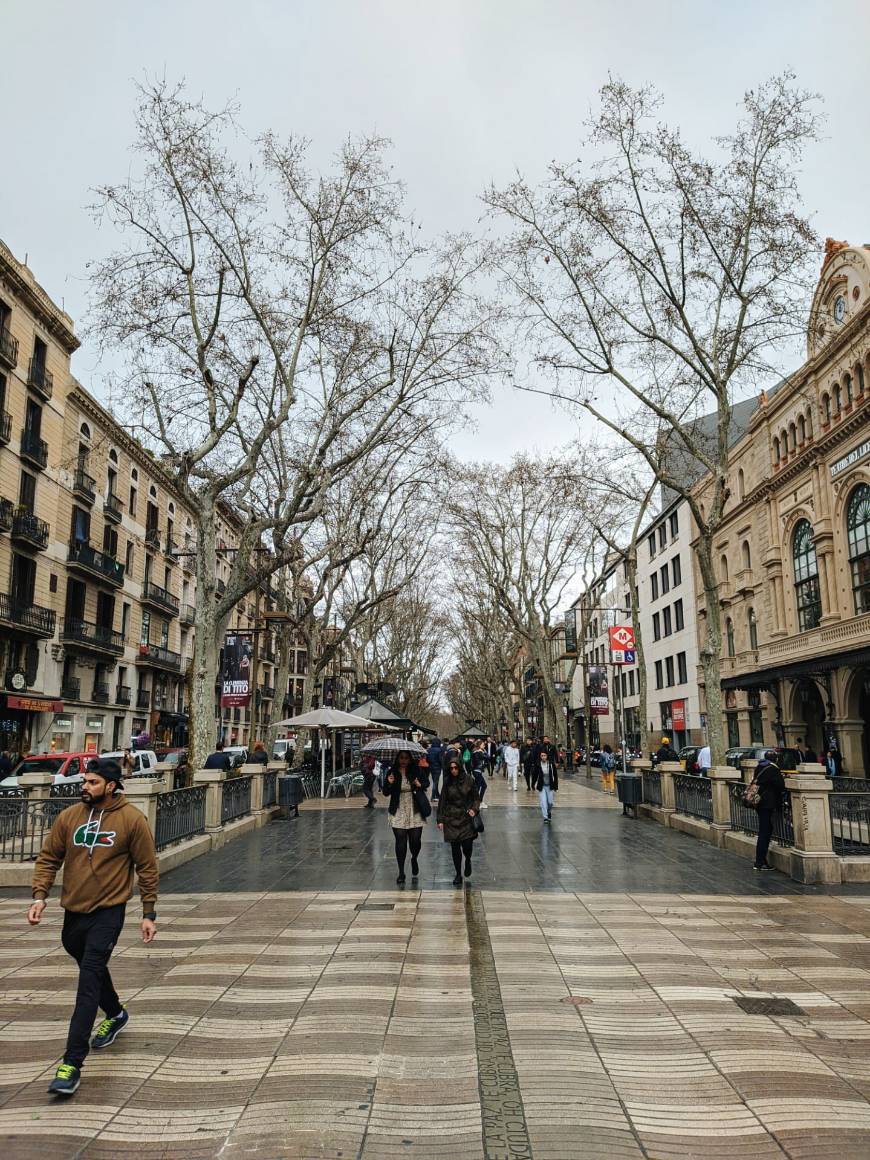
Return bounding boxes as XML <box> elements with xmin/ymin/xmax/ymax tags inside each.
<box><xmin>642</xmin><ymin>769</ymin><xmax>662</xmax><ymax>807</ymax></box>
<box><xmin>673</xmin><ymin>773</ymin><xmax>713</xmax><ymax>822</ymax></box>
<box><xmin>830</xmin><ymin>788</ymin><xmax>870</xmax><ymax>856</ymax></box>
<box><xmin>262</xmin><ymin>770</ymin><xmax>278</xmax><ymax>808</ymax></box>
<box><xmin>728</xmin><ymin>782</ymin><xmax>794</xmax><ymax>847</ymax></box>
<box><xmin>221</xmin><ymin>775</ymin><xmax>252</xmax><ymax>823</ymax></box>
<box><xmin>155</xmin><ymin>784</ymin><xmax>207</xmax><ymax>850</ymax></box>
<box><xmin>0</xmin><ymin>796</ymin><xmax>78</xmax><ymax>860</ymax></box>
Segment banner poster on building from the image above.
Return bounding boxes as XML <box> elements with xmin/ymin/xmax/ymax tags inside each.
<box><xmin>563</xmin><ymin>608</ymin><xmax>578</xmax><ymax>656</ymax></box>
<box><xmin>221</xmin><ymin>632</ymin><xmax>253</xmax><ymax>708</ymax></box>
<box><xmin>588</xmin><ymin>665</ymin><xmax>609</xmax><ymax>716</ymax></box>
<box><xmin>672</xmin><ymin>700</ymin><xmax>686</xmax><ymax>730</ymax></box>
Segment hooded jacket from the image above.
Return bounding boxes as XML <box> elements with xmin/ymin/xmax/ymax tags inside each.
<box><xmin>32</xmin><ymin>793</ymin><xmax>159</xmax><ymax>915</ymax></box>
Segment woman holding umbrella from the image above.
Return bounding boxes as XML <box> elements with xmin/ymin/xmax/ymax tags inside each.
<box><xmin>437</xmin><ymin>757</ymin><xmax>481</xmax><ymax>887</ymax></box>
<box><xmin>383</xmin><ymin>749</ymin><xmax>430</xmax><ymax>885</ymax></box>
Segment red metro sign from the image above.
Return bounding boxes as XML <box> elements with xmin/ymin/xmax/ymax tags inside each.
<box><xmin>608</xmin><ymin>625</ymin><xmax>636</xmax><ymax>665</ymax></box>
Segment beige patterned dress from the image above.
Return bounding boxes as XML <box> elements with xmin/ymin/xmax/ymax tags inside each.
<box><xmin>389</xmin><ymin>780</ymin><xmax>427</xmax><ymax>829</ymax></box>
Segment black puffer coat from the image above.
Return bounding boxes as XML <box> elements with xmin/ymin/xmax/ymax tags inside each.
<box><xmin>436</xmin><ymin>771</ymin><xmax>480</xmax><ymax>842</ymax></box>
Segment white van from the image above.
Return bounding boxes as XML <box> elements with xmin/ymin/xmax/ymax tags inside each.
<box><xmin>101</xmin><ymin>749</ymin><xmax>160</xmax><ymax>776</ymax></box>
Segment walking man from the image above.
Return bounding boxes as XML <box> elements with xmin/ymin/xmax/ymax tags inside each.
<box><xmin>697</xmin><ymin>742</ymin><xmax>712</xmax><ymax>776</ymax></box>
<box><xmin>534</xmin><ymin>743</ymin><xmax>558</xmax><ymax>821</ymax></box>
<box><xmin>427</xmin><ymin>736</ymin><xmax>444</xmax><ymax>801</ymax></box>
<box><xmin>504</xmin><ymin>739</ymin><xmax>521</xmax><ymax>791</ymax></box>
<box><xmin>27</xmin><ymin>757</ymin><xmax>158</xmax><ymax>1096</ymax></box>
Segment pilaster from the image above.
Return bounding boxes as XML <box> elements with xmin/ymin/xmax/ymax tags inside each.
<box><xmin>123</xmin><ymin>778</ymin><xmax>162</xmax><ymax>833</ymax></box>
<box><xmin>193</xmin><ymin>768</ymin><xmax>228</xmax><ymax>832</ymax></box>
<box><xmin>19</xmin><ymin>773</ymin><xmax>54</xmax><ymax>801</ymax></box>
<box><xmin>786</xmin><ymin>766</ymin><xmax>841</xmax><ymax>884</ymax></box>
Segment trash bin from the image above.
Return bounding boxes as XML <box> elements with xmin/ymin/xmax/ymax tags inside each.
<box><xmin>615</xmin><ymin>772</ymin><xmax>642</xmax><ymax>816</ymax></box>
<box><xmin>278</xmin><ymin>774</ymin><xmax>303</xmax><ymax>818</ymax></box>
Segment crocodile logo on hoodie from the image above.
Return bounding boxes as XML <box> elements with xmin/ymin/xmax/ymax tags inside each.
<box><xmin>73</xmin><ymin>820</ymin><xmax>116</xmax><ymax>849</ymax></box>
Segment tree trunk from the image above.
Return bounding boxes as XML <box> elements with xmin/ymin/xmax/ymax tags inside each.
<box><xmin>625</xmin><ymin>549</ymin><xmax>649</xmax><ymax>759</ymax></box>
<box><xmin>696</xmin><ymin>534</ymin><xmax>726</xmax><ymax>765</ymax></box>
<box><xmin>269</xmin><ymin>620</ymin><xmax>295</xmax><ymax>749</ymax></box>
<box><xmin>189</xmin><ymin>500</ymin><xmax>219</xmax><ymax>771</ymax></box>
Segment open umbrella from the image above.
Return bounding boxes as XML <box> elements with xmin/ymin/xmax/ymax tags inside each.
<box><xmin>274</xmin><ymin>707</ymin><xmax>395</xmax><ymax>797</ymax></box>
<box><xmin>361</xmin><ymin>736</ymin><xmax>427</xmax><ymax>762</ymax></box>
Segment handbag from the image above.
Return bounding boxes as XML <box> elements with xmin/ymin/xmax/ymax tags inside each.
<box><xmin>413</xmin><ymin>787</ymin><xmax>432</xmax><ymax>819</ymax></box>
<box><xmin>471</xmin><ymin>811</ymin><xmax>484</xmax><ymax>834</ymax></box>
<box><xmin>743</xmin><ymin>781</ymin><xmax>761</xmax><ymax>809</ymax></box>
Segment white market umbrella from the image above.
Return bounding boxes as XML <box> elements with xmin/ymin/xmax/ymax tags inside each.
<box><xmin>273</xmin><ymin>707</ymin><xmax>395</xmax><ymax>796</ymax></box>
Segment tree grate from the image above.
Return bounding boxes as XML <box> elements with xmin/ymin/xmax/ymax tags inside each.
<box><xmin>354</xmin><ymin>903</ymin><xmax>396</xmax><ymax>911</ymax></box>
<box><xmin>732</xmin><ymin>995</ymin><xmax>806</xmax><ymax>1017</ymax></box>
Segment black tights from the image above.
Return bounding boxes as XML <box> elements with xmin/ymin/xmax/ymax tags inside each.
<box><xmin>451</xmin><ymin>838</ymin><xmax>474</xmax><ymax>874</ymax></box>
<box><xmin>394</xmin><ymin>826</ymin><xmax>422</xmax><ymax>873</ymax></box>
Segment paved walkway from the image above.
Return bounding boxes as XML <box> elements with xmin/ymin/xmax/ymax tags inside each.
<box><xmin>1</xmin><ymin>774</ymin><xmax>869</xmax><ymax>1158</ymax></box>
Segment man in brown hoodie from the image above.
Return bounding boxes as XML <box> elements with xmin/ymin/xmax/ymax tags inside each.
<box><xmin>27</xmin><ymin>757</ymin><xmax>159</xmax><ymax>1096</ymax></box>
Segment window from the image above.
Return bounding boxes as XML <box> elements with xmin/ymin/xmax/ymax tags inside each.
<box><xmin>663</xmin><ymin>606</ymin><xmax>672</xmax><ymax>636</ymax></box>
<box><xmin>654</xmin><ymin>660</ymin><xmax>663</xmax><ymax>690</ymax></box>
<box><xmin>628</xmin><ymin>669</ymin><xmax>635</xmax><ymax>696</ymax></box>
<box><xmin>658</xmin><ymin>524</ymin><xmax>667</xmax><ymax>550</ymax></box>
<box><xmin>660</xmin><ymin>563</ymin><xmax>670</xmax><ymax>594</ymax></box>
<box><xmin>102</xmin><ymin>524</ymin><xmax>118</xmax><ymax>557</ymax></box>
<box><xmin>121</xmin><ymin>603</ymin><xmax>130</xmax><ymax>639</ymax></box>
<box><xmin>129</xmin><ymin>485</ymin><xmax>137</xmax><ymax>518</ymax></box>
<box><xmin>648</xmin><ymin>534</ymin><xmax>656</xmax><ymax>559</ymax></box>
<box><xmin>741</xmin><ymin>540</ymin><xmax>752</xmax><ymax>571</ymax></box>
<box><xmin>748</xmin><ymin>607</ymin><xmax>758</xmax><ymax>650</ymax></box>
<box><xmin>125</xmin><ymin>541</ymin><xmax>134</xmax><ymax>575</ymax></box>
<box><xmin>653</xmin><ymin>612</ymin><xmax>661</xmax><ymax>641</ymax></box>
<box><xmin>720</xmin><ymin>553</ymin><xmax>729</xmax><ymax>583</ymax></box>
<box><xmin>140</xmin><ymin>609</ymin><xmax>150</xmax><ymax>645</ymax></box>
<box><xmin>669</xmin><ymin>511</ymin><xmax>678</xmax><ymax>539</ymax></box>
<box><xmin>677</xmin><ymin>652</ymin><xmax>687</xmax><ymax>683</ymax></box>
<box><xmin>674</xmin><ymin>598</ymin><xmax>684</xmax><ymax>631</ymax></box>
<box><xmin>773</xmin><ymin>436</ymin><xmax>781</xmax><ymax>463</ymax></box>
<box><xmin>834</xmin><ymin>384</ymin><xmax>841</xmax><ymax>414</ymax></box>
<box><xmin>651</xmin><ymin>573</ymin><xmax>659</xmax><ymax>601</ymax></box>
<box><xmin>737</xmin><ymin>468</ymin><xmax>745</xmax><ymax>500</ymax></box>
<box><xmin>18</xmin><ymin>471</ymin><xmax>36</xmax><ymax>513</ymax></box>
<box><xmin>160</xmin><ymin>619</ymin><xmax>169</xmax><ymax>648</ymax></box>
<box><xmin>32</xmin><ymin>335</ymin><xmax>47</xmax><ymax>377</ymax></box>
<box><xmin>726</xmin><ymin>617</ymin><xmax>735</xmax><ymax>657</ymax></box>
<box><xmin>672</xmin><ymin>555</ymin><xmax>681</xmax><ymax>587</ymax></box>
<box><xmin>665</xmin><ymin>656</ymin><xmax>675</xmax><ymax>686</ymax></box>
<box><xmin>71</xmin><ymin>505</ymin><xmax>90</xmax><ymax>546</ymax></box>
<box><xmin>822</xmin><ymin>392</ymin><xmax>831</xmax><ymax>423</ymax></box>
<box><xmin>846</xmin><ymin>484</ymin><xmax>870</xmax><ymax>614</ymax></box>
<box><xmin>621</xmin><ymin>672</ymin><xmax>627</xmax><ymax>697</ymax></box>
<box><xmin>727</xmin><ymin>713</ymin><xmax>740</xmax><ymax>748</ymax></box>
<box><xmin>793</xmin><ymin>518</ymin><xmax>822</xmax><ymax>630</ymax></box>
<box><xmin>789</xmin><ymin>422</ymin><xmax>797</xmax><ymax>452</ymax></box>
<box><xmin>798</xmin><ymin>415</ymin><xmax>806</xmax><ymax>444</ymax></box>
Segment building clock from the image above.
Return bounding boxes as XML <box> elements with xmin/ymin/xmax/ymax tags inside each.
<box><xmin>833</xmin><ymin>294</ymin><xmax>846</xmax><ymax>324</ymax></box>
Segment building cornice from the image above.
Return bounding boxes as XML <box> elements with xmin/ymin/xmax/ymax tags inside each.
<box><xmin>0</xmin><ymin>239</ymin><xmax>80</xmax><ymax>354</ymax></box>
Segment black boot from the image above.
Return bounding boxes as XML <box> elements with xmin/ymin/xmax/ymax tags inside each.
<box><xmin>452</xmin><ymin>873</ymin><xmax>462</xmax><ymax>887</ymax></box>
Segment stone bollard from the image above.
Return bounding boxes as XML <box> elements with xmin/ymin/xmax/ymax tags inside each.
<box><xmin>786</xmin><ymin>764</ymin><xmax>841</xmax><ymax>884</ymax></box>
<box><xmin>740</xmin><ymin>758</ymin><xmax>757</xmax><ymax>784</ymax></box>
<box><xmin>18</xmin><ymin>772</ymin><xmax>54</xmax><ymax>801</ymax></box>
<box><xmin>657</xmin><ymin>761</ymin><xmax>680</xmax><ymax>815</ymax></box>
<box><xmin>709</xmin><ymin>766</ymin><xmax>740</xmax><ymax>847</ymax></box>
<box><xmin>240</xmin><ymin>764</ymin><xmax>266</xmax><ymax>814</ymax></box>
<box><xmin>123</xmin><ymin>778</ymin><xmax>162</xmax><ymax>835</ymax></box>
<box><xmin>193</xmin><ymin>768</ymin><xmax>229</xmax><ymax>833</ymax></box>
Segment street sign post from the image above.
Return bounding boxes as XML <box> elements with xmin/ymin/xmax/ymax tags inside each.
<box><xmin>608</xmin><ymin>625</ymin><xmax>636</xmax><ymax>665</ymax></box>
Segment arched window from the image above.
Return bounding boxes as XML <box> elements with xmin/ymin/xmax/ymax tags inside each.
<box><xmin>79</xmin><ymin>422</ymin><xmax>91</xmax><ymax>441</ymax></box>
<box><xmin>806</xmin><ymin>409</ymin><xmax>813</xmax><ymax>440</ymax></box>
<box><xmin>780</xmin><ymin>428</ymin><xmax>788</xmax><ymax>454</ymax></box>
<box><xmin>793</xmin><ymin>519</ymin><xmax>822</xmax><ymax>631</ymax></box>
<box><xmin>748</xmin><ymin>607</ymin><xmax>758</xmax><ymax>650</ymax></box>
<box><xmin>773</xmin><ymin>437</ymin><xmax>781</xmax><ymax>464</ymax></box>
<box><xmin>741</xmin><ymin>541</ymin><xmax>752</xmax><ymax>571</ymax></box>
<box><xmin>846</xmin><ymin>484</ymin><xmax>870</xmax><ymax>613</ymax></box>
<box><xmin>798</xmin><ymin>415</ymin><xmax>806</xmax><ymax>443</ymax></box>
<box><xmin>720</xmin><ymin>553</ymin><xmax>729</xmax><ymax>583</ymax></box>
<box><xmin>822</xmin><ymin>393</ymin><xmax>831</xmax><ymax>423</ymax></box>
<box><xmin>737</xmin><ymin>468</ymin><xmax>745</xmax><ymax>500</ymax></box>
<box><xmin>726</xmin><ymin>617</ymin><xmax>735</xmax><ymax>657</ymax></box>
<box><xmin>834</xmin><ymin>384</ymin><xmax>842</xmax><ymax>414</ymax></box>
<box><xmin>845</xmin><ymin>373</ymin><xmax>853</xmax><ymax>406</ymax></box>
<box><xmin>857</xmin><ymin>362</ymin><xmax>866</xmax><ymax>397</ymax></box>
<box><xmin>788</xmin><ymin>422</ymin><xmax>797</xmax><ymax>452</ymax></box>
<box><xmin>109</xmin><ymin>448</ymin><xmax>118</xmax><ymax>464</ymax></box>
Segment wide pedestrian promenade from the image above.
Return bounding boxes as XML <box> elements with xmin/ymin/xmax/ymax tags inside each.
<box><xmin>1</xmin><ymin>776</ymin><xmax>869</xmax><ymax>1158</ymax></box>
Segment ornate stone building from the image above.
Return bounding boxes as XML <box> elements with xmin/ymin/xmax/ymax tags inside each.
<box><xmin>695</xmin><ymin>240</ymin><xmax>870</xmax><ymax>775</ymax></box>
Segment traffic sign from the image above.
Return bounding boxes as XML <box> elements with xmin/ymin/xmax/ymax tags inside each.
<box><xmin>608</xmin><ymin>625</ymin><xmax>636</xmax><ymax>665</ymax></box>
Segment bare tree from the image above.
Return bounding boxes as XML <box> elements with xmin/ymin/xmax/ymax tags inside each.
<box><xmin>486</xmin><ymin>74</ymin><xmax>821</xmax><ymax>762</ymax></box>
<box><xmin>89</xmin><ymin>80</ymin><xmax>497</xmax><ymax>765</ymax></box>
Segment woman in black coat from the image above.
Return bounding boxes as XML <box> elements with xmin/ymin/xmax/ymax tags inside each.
<box><xmin>437</xmin><ymin>758</ymin><xmax>481</xmax><ymax>887</ymax></box>
<box><xmin>382</xmin><ymin>750</ymin><xmax>430</xmax><ymax>884</ymax></box>
<box><xmin>752</xmin><ymin>752</ymin><xmax>786</xmax><ymax>871</ymax></box>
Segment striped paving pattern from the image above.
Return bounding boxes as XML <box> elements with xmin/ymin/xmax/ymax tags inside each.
<box><xmin>0</xmin><ymin>889</ymin><xmax>868</xmax><ymax>1157</ymax></box>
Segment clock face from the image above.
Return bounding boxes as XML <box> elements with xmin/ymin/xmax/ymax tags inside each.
<box><xmin>10</xmin><ymin>671</ymin><xmax>26</xmax><ymax>691</ymax></box>
<box><xmin>834</xmin><ymin>295</ymin><xmax>846</xmax><ymax>324</ymax></box>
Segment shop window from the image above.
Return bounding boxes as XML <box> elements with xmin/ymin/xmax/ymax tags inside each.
<box><xmin>793</xmin><ymin>519</ymin><xmax>822</xmax><ymax>630</ymax></box>
<box><xmin>846</xmin><ymin>484</ymin><xmax>870</xmax><ymax>614</ymax></box>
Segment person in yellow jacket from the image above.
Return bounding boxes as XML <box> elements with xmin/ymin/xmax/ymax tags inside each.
<box><xmin>27</xmin><ymin>757</ymin><xmax>159</xmax><ymax>1097</ymax></box>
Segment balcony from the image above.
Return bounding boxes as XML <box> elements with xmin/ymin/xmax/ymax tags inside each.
<box><xmin>136</xmin><ymin>642</ymin><xmax>182</xmax><ymax>673</ymax></box>
<box><xmin>27</xmin><ymin>358</ymin><xmax>53</xmax><ymax>400</ymax></box>
<box><xmin>60</xmin><ymin>677</ymin><xmax>81</xmax><ymax>701</ymax></box>
<box><xmin>11</xmin><ymin>509</ymin><xmax>49</xmax><ymax>551</ymax></box>
<box><xmin>142</xmin><ymin>580</ymin><xmax>179</xmax><ymax>616</ymax></box>
<box><xmin>0</xmin><ymin>326</ymin><xmax>18</xmax><ymax>369</ymax></box>
<box><xmin>116</xmin><ymin>684</ymin><xmax>132</xmax><ymax>705</ymax></box>
<box><xmin>92</xmin><ymin>682</ymin><xmax>110</xmax><ymax>704</ymax></box>
<box><xmin>261</xmin><ymin>685</ymin><xmax>276</xmax><ymax>701</ymax></box>
<box><xmin>73</xmin><ymin>467</ymin><xmax>97</xmax><ymax>504</ymax></box>
<box><xmin>0</xmin><ymin>592</ymin><xmax>56</xmax><ymax>638</ymax></box>
<box><xmin>103</xmin><ymin>492</ymin><xmax>123</xmax><ymax>523</ymax></box>
<box><xmin>20</xmin><ymin>429</ymin><xmax>48</xmax><ymax>470</ymax></box>
<box><xmin>0</xmin><ymin>411</ymin><xmax>10</xmax><ymax>444</ymax></box>
<box><xmin>67</xmin><ymin>541</ymin><xmax>125</xmax><ymax>587</ymax></box>
<box><xmin>60</xmin><ymin>617</ymin><xmax>125</xmax><ymax>656</ymax></box>
<box><xmin>165</xmin><ymin>536</ymin><xmax>177</xmax><ymax>558</ymax></box>
<box><xmin>180</xmin><ymin>603</ymin><xmax>196</xmax><ymax>626</ymax></box>
<box><xmin>144</xmin><ymin>526</ymin><xmax>161</xmax><ymax>551</ymax></box>
<box><xmin>136</xmin><ymin>688</ymin><xmax>151</xmax><ymax>710</ymax></box>
<box><xmin>0</xmin><ymin>498</ymin><xmax>13</xmax><ymax>531</ymax></box>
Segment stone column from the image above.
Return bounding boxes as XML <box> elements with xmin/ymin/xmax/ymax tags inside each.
<box><xmin>657</xmin><ymin>761</ymin><xmax>680</xmax><ymax>814</ymax></box>
<box><xmin>193</xmin><ymin>769</ymin><xmax>228</xmax><ymax>833</ymax></box>
<box><xmin>740</xmin><ymin>758</ymin><xmax>757</xmax><ymax>784</ymax></box>
<box><xmin>709</xmin><ymin>766</ymin><xmax>740</xmax><ymax>847</ymax></box>
<box><xmin>786</xmin><ymin>765</ymin><xmax>841</xmax><ymax>884</ymax></box>
<box><xmin>240</xmin><ymin>764</ymin><xmax>265</xmax><ymax>814</ymax></box>
<box><xmin>123</xmin><ymin>779</ymin><xmax>161</xmax><ymax>835</ymax></box>
<box><xmin>18</xmin><ymin>773</ymin><xmax>54</xmax><ymax>801</ymax></box>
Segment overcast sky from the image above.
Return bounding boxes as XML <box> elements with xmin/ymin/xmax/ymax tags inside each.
<box><xmin>3</xmin><ymin>0</ymin><xmax>868</xmax><ymax>461</ymax></box>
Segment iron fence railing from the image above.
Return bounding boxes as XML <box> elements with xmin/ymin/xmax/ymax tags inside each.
<box><xmin>155</xmin><ymin>784</ymin><xmax>207</xmax><ymax>850</ymax></box>
<box><xmin>0</xmin><ymin>796</ymin><xmax>78</xmax><ymax>860</ymax></box>
<box><xmin>728</xmin><ymin>782</ymin><xmax>794</xmax><ymax>847</ymax></box>
<box><xmin>221</xmin><ymin>775</ymin><xmax>252</xmax><ymax>823</ymax></box>
<box><xmin>830</xmin><ymin>789</ymin><xmax>870</xmax><ymax>856</ymax></box>
<box><xmin>673</xmin><ymin>773</ymin><xmax>713</xmax><ymax>822</ymax></box>
<box><xmin>642</xmin><ymin>769</ymin><xmax>662</xmax><ymax>807</ymax></box>
<box><xmin>262</xmin><ymin>770</ymin><xmax>278</xmax><ymax>808</ymax></box>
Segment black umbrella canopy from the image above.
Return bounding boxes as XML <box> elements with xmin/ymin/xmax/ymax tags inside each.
<box><xmin>361</xmin><ymin>737</ymin><xmax>427</xmax><ymax>761</ymax></box>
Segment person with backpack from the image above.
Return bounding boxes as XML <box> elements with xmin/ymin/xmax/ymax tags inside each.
<box><xmin>599</xmin><ymin>744</ymin><xmax>617</xmax><ymax>794</ymax></box>
<box><xmin>749</xmin><ymin>750</ymin><xmax>786</xmax><ymax>871</ymax></box>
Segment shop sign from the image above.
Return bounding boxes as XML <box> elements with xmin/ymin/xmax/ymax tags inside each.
<box><xmin>85</xmin><ymin>717</ymin><xmax>104</xmax><ymax>731</ymax></box>
<box><xmin>672</xmin><ymin>701</ymin><xmax>686</xmax><ymax>729</ymax></box>
<box><xmin>53</xmin><ymin>716</ymin><xmax>74</xmax><ymax>732</ymax></box>
<box><xmin>831</xmin><ymin>438</ymin><xmax>870</xmax><ymax>478</ymax></box>
<box><xmin>5</xmin><ymin>695</ymin><xmax>64</xmax><ymax>713</ymax></box>
<box><xmin>221</xmin><ymin>632</ymin><xmax>253</xmax><ymax>708</ymax></box>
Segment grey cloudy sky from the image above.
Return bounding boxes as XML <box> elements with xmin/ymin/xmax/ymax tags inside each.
<box><xmin>2</xmin><ymin>0</ymin><xmax>868</xmax><ymax>461</ymax></box>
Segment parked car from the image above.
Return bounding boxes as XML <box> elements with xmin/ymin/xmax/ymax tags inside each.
<box><xmin>222</xmin><ymin>746</ymin><xmax>249</xmax><ymax>769</ymax></box>
<box><xmin>273</xmin><ymin>738</ymin><xmax>296</xmax><ymax>762</ymax></box>
<box><xmin>679</xmin><ymin>746</ymin><xmax>703</xmax><ymax>775</ymax></box>
<box><xmin>0</xmin><ymin>752</ymin><xmax>91</xmax><ymax>788</ymax></box>
<box><xmin>100</xmin><ymin>748</ymin><xmax>161</xmax><ymax>776</ymax></box>
<box><xmin>725</xmin><ymin>746</ymin><xmax>801</xmax><ymax>773</ymax></box>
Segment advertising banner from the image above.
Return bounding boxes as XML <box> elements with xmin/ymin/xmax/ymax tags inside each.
<box><xmin>221</xmin><ymin>632</ymin><xmax>253</xmax><ymax>708</ymax></box>
<box><xmin>588</xmin><ymin>666</ymin><xmax>609</xmax><ymax>716</ymax></box>
<box><xmin>608</xmin><ymin>625</ymin><xmax>636</xmax><ymax>665</ymax></box>
<box><xmin>672</xmin><ymin>700</ymin><xmax>686</xmax><ymax>730</ymax></box>
<box><xmin>563</xmin><ymin>608</ymin><xmax>578</xmax><ymax>655</ymax></box>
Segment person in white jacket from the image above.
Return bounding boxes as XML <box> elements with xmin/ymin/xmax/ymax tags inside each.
<box><xmin>504</xmin><ymin>739</ymin><xmax>521</xmax><ymax>791</ymax></box>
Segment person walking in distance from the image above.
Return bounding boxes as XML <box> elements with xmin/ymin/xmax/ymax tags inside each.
<box><xmin>437</xmin><ymin>758</ymin><xmax>481</xmax><ymax>887</ymax></box>
<box><xmin>383</xmin><ymin>750</ymin><xmax>430</xmax><ymax>885</ymax></box>
<box><xmin>520</xmin><ymin>739</ymin><xmax>534</xmax><ymax>791</ymax></box>
<box><xmin>27</xmin><ymin>758</ymin><xmax>158</xmax><ymax>1096</ymax></box>
<box><xmin>751</xmin><ymin>750</ymin><xmax>786</xmax><ymax>871</ymax></box>
<box><xmin>504</xmin><ymin>739</ymin><xmax>521</xmax><ymax>791</ymax></box>
<box><xmin>427</xmin><ymin>736</ymin><xmax>444</xmax><ymax>801</ymax></box>
<box><xmin>534</xmin><ymin>744</ymin><xmax>559</xmax><ymax>822</ymax></box>
<box><xmin>599</xmin><ymin>744</ymin><xmax>617</xmax><ymax>794</ymax></box>
<box><xmin>471</xmin><ymin>740</ymin><xmax>489</xmax><ymax>808</ymax></box>
<box><xmin>697</xmin><ymin>742</ymin><xmax>712</xmax><ymax>777</ymax></box>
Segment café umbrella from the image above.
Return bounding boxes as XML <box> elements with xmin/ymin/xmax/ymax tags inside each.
<box><xmin>273</xmin><ymin>707</ymin><xmax>395</xmax><ymax>797</ymax></box>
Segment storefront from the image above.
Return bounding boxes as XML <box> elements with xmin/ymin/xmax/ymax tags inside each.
<box><xmin>83</xmin><ymin>715</ymin><xmax>104</xmax><ymax>754</ymax></box>
<box><xmin>0</xmin><ymin>694</ymin><xmax>65</xmax><ymax>758</ymax></box>
<box><xmin>50</xmin><ymin>714</ymin><xmax>74</xmax><ymax>753</ymax></box>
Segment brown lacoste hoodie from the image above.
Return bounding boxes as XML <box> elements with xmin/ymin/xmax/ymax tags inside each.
<box><xmin>32</xmin><ymin>793</ymin><xmax>159</xmax><ymax>915</ymax></box>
